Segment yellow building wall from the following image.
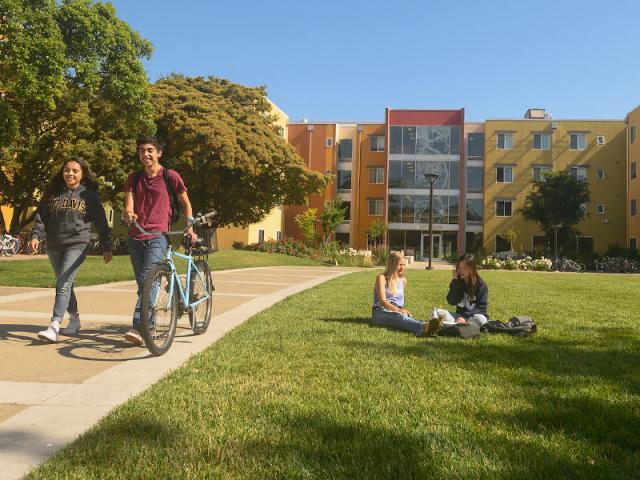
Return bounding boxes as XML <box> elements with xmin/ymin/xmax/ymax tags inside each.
<box><xmin>216</xmin><ymin>98</ymin><xmax>288</xmax><ymax>249</ymax></box>
<box><xmin>484</xmin><ymin>119</ymin><xmax>626</xmax><ymax>254</ymax></box>
<box><xmin>627</xmin><ymin>106</ymin><xmax>640</xmax><ymax>249</ymax></box>
<box><xmin>1</xmin><ymin>205</ymin><xmax>13</xmax><ymax>231</ymax></box>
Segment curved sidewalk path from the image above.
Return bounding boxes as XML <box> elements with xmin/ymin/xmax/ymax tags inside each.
<box><xmin>0</xmin><ymin>265</ymin><xmax>358</xmax><ymax>479</ymax></box>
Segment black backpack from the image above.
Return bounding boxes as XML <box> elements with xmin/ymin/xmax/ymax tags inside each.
<box><xmin>133</xmin><ymin>168</ymin><xmax>182</xmax><ymax>225</ymax></box>
<box><xmin>484</xmin><ymin>316</ymin><xmax>537</xmax><ymax>337</ymax></box>
<box><xmin>436</xmin><ymin>322</ymin><xmax>481</xmax><ymax>339</ymax></box>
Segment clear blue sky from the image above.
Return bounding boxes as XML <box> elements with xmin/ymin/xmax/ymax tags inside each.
<box><xmin>108</xmin><ymin>0</ymin><xmax>640</xmax><ymax>123</ymax></box>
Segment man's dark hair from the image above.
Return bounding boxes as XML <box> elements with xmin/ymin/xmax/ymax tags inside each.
<box><xmin>136</xmin><ymin>136</ymin><xmax>163</xmax><ymax>151</ymax></box>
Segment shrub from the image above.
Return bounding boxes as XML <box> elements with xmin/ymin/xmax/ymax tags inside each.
<box><xmin>242</xmin><ymin>238</ymin><xmax>314</xmax><ymax>259</ymax></box>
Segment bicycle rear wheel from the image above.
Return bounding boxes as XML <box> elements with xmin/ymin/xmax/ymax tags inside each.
<box><xmin>140</xmin><ymin>263</ymin><xmax>178</xmax><ymax>356</ymax></box>
<box><xmin>189</xmin><ymin>260</ymin><xmax>213</xmax><ymax>335</ymax></box>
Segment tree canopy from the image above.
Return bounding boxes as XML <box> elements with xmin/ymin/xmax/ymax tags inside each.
<box><xmin>521</xmin><ymin>170</ymin><xmax>590</xmax><ymax>240</ymax></box>
<box><xmin>151</xmin><ymin>75</ymin><xmax>328</xmax><ymax>227</ymax></box>
<box><xmin>0</xmin><ymin>0</ymin><xmax>154</xmax><ymax>233</ymax></box>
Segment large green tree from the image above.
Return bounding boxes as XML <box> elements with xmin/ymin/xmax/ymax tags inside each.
<box><xmin>521</xmin><ymin>170</ymin><xmax>590</xmax><ymax>244</ymax></box>
<box><xmin>151</xmin><ymin>75</ymin><xmax>328</xmax><ymax>227</ymax></box>
<box><xmin>0</xmin><ymin>0</ymin><xmax>154</xmax><ymax>233</ymax></box>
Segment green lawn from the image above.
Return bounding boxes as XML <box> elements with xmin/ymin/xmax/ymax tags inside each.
<box><xmin>26</xmin><ymin>270</ymin><xmax>640</xmax><ymax>479</ymax></box>
<box><xmin>0</xmin><ymin>250</ymin><xmax>325</xmax><ymax>287</ymax></box>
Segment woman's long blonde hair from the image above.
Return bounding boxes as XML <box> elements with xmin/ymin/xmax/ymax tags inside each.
<box><xmin>384</xmin><ymin>251</ymin><xmax>405</xmax><ymax>295</ymax></box>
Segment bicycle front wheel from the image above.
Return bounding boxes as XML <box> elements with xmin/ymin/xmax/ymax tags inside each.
<box><xmin>189</xmin><ymin>260</ymin><xmax>213</xmax><ymax>335</ymax></box>
<box><xmin>140</xmin><ymin>263</ymin><xmax>178</xmax><ymax>356</ymax></box>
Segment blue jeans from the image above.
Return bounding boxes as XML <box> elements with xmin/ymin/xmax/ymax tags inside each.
<box><xmin>372</xmin><ymin>306</ymin><xmax>424</xmax><ymax>336</ymax></box>
<box><xmin>47</xmin><ymin>246</ymin><xmax>88</xmax><ymax>322</ymax></box>
<box><xmin>128</xmin><ymin>236</ymin><xmax>168</xmax><ymax>331</ymax></box>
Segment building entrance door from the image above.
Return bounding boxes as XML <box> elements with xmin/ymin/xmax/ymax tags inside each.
<box><xmin>421</xmin><ymin>233</ymin><xmax>442</xmax><ymax>261</ymax></box>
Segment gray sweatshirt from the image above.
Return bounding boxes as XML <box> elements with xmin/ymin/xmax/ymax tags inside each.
<box><xmin>31</xmin><ymin>185</ymin><xmax>112</xmax><ymax>252</ymax></box>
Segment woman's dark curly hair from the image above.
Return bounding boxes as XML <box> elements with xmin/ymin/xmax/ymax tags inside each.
<box><xmin>42</xmin><ymin>157</ymin><xmax>100</xmax><ymax>202</ymax></box>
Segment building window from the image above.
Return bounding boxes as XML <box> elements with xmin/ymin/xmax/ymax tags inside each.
<box><xmin>326</xmin><ymin>138</ymin><xmax>333</xmax><ymax>148</ymax></box>
<box><xmin>533</xmin><ymin>133</ymin><xmax>551</xmax><ymax>150</ymax></box>
<box><xmin>631</xmin><ymin>162</ymin><xmax>637</xmax><ymax>179</ymax></box>
<box><xmin>276</xmin><ymin>231</ymin><xmax>282</xmax><ymax>241</ymax></box>
<box><xmin>533</xmin><ymin>165</ymin><xmax>551</xmax><ymax>182</ymax></box>
<box><xmin>390</xmin><ymin>126</ymin><xmax>403</xmax><ymax>154</ymax></box>
<box><xmin>107</xmin><ymin>208</ymin><xmax>114</xmax><ymax>225</ymax></box>
<box><xmin>335</xmin><ymin>232</ymin><xmax>350</xmax><ymax>246</ymax></box>
<box><xmin>597</xmin><ymin>169</ymin><xmax>605</xmax><ymax>180</ymax></box>
<box><xmin>632</xmin><ymin>199</ymin><xmax>637</xmax><ymax>216</ymax></box>
<box><xmin>258</xmin><ymin>229</ymin><xmax>265</xmax><ymax>244</ymax></box>
<box><xmin>338</xmin><ymin>139</ymin><xmax>352</xmax><ymax>161</ymax></box>
<box><xmin>337</xmin><ymin>170</ymin><xmax>351</xmax><ymax>191</ymax></box>
<box><xmin>467</xmin><ymin>133</ymin><xmax>484</xmax><ymax>157</ymax></box>
<box><xmin>596</xmin><ymin>135</ymin><xmax>605</xmax><ymax>145</ymax></box>
<box><xmin>497</xmin><ymin>132</ymin><xmax>513</xmax><ymax>150</ymax></box>
<box><xmin>495</xmin><ymin>235</ymin><xmax>512</xmax><ymax>252</ymax></box>
<box><xmin>496</xmin><ymin>200</ymin><xmax>512</xmax><ymax>217</ymax></box>
<box><xmin>368</xmin><ymin>167</ymin><xmax>384</xmax><ymax>184</ymax></box>
<box><xmin>569</xmin><ymin>132</ymin><xmax>587</xmax><ymax>150</ymax></box>
<box><xmin>342</xmin><ymin>201</ymin><xmax>351</xmax><ymax>222</ymax></box>
<box><xmin>631</xmin><ymin>238</ymin><xmax>637</xmax><ymax>251</ymax></box>
<box><xmin>496</xmin><ymin>165</ymin><xmax>513</xmax><ymax>183</ymax></box>
<box><xmin>278</xmin><ymin>127</ymin><xmax>285</xmax><ymax>139</ymax></box>
<box><xmin>580</xmin><ymin>203</ymin><xmax>587</xmax><ymax>215</ymax></box>
<box><xmin>466</xmin><ymin>166</ymin><xmax>483</xmax><ymax>192</ymax></box>
<box><xmin>402</xmin><ymin>126</ymin><xmax>416</xmax><ymax>154</ymax></box>
<box><xmin>569</xmin><ymin>166</ymin><xmax>588</xmax><ymax>181</ymax></box>
<box><xmin>370</xmin><ymin>135</ymin><xmax>385</xmax><ymax>152</ymax></box>
<box><xmin>368</xmin><ymin>198</ymin><xmax>384</xmax><ymax>216</ymax></box>
<box><xmin>466</xmin><ymin>199</ymin><xmax>483</xmax><ymax>222</ymax></box>
<box><xmin>596</xmin><ymin>203</ymin><xmax>605</xmax><ymax>214</ymax></box>
<box><xmin>631</xmin><ymin>126</ymin><xmax>637</xmax><ymax>144</ymax></box>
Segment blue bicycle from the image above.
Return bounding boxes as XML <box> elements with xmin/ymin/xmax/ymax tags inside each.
<box><xmin>135</xmin><ymin>211</ymin><xmax>217</xmax><ymax>356</ymax></box>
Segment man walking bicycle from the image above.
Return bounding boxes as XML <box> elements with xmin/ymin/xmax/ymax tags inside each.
<box><xmin>122</xmin><ymin>136</ymin><xmax>197</xmax><ymax>346</ymax></box>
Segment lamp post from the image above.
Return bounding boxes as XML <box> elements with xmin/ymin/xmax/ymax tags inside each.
<box><xmin>424</xmin><ymin>173</ymin><xmax>439</xmax><ymax>270</ymax></box>
<box><xmin>552</xmin><ymin>224</ymin><xmax>562</xmax><ymax>270</ymax></box>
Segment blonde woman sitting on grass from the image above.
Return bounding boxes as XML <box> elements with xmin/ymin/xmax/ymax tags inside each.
<box><xmin>371</xmin><ymin>251</ymin><xmax>425</xmax><ymax>336</ymax></box>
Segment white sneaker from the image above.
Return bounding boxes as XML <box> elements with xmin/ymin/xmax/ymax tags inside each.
<box><xmin>61</xmin><ymin>312</ymin><xmax>81</xmax><ymax>335</ymax></box>
<box><xmin>124</xmin><ymin>330</ymin><xmax>143</xmax><ymax>346</ymax></box>
<box><xmin>38</xmin><ymin>321</ymin><xmax>60</xmax><ymax>343</ymax></box>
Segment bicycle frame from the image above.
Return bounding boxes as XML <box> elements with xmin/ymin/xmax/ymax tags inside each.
<box><xmin>155</xmin><ymin>244</ymin><xmax>211</xmax><ymax>314</ymax></box>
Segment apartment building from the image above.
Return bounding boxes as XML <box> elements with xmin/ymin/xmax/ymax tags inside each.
<box><xmin>285</xmin><ymin>107</ymin><xmax>631</xmax><ymax>258</ymax></box>
<box><xmin>484</xmin><ymin>109</ymin><xmax>626</xmax><ymax>255</ymax></box>
<box><xmin>627</xmin><ymin>105</ymin><xmax>640</xmax><ymax>251</ymax></box>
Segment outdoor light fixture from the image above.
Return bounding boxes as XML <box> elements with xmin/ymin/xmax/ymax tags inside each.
<box><xmin>424</xmin><ymin>173</ymin><xmax>439</xmax><ymax>270</ymax></box>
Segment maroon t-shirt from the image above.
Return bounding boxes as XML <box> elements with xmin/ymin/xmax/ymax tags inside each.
<box><xmin>123</xmin><ymin>167</ymin><xmax>187</xmax><ymax>240</ymax></box>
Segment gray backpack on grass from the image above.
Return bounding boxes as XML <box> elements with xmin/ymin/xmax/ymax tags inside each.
<box><xmin>484</xmin><ymin>316</ymin><xmax>537</xmax><ymax>337</ymax></box>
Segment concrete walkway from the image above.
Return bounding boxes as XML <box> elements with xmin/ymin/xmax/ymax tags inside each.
<box><xmin>0</xmin><ymin>265</ymin><xmax>357</xmax><ymax>479</ymax></box>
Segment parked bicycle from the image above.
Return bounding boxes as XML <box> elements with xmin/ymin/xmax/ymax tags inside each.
<box><xmin>132</xmin><ymin>211</ymin><xmax>217</xmax><ymax>356</ymax></box>
<box><xmin>0</xmin><ymin>233</ymin><xmax>20</xmax><ymax>256</ymax></box>
<box><xmin>596</xmin><ymin>256</ymin><xmax>640</xmax><ymax>274</ymax></box>
<box><xmin>551</xmin><ymin>257</ymin><xmax>585</xmax><ymax>273</ymax></box>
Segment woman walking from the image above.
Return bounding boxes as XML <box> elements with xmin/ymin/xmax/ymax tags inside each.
<box><xmin>30</xmin><ymin>157</ymin><xmax>112</xmax><ymax>343</ymax></box>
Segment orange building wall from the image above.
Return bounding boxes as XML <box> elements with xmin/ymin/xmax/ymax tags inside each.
<box><xmin>352</xmin><ymin>124</ymin><xmax>386</xmax><ymax>249</ymax></box>
<box><xmin>284</xmin><ymin>123</ymin><xmax>337</xmax><ymax>240</ymax></box>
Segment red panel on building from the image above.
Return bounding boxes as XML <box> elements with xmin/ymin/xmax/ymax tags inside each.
<box><xmin>389</xmin><ymin>109</ymin><xmax>463</xmax><ymax>126</ymax></box>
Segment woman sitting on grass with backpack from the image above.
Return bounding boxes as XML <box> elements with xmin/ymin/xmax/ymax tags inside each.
<box><xmin>371</xmin><ymin>251</ymin><xmax>425</xmax><ymax>337</ymax></box>
<box><xmin>426</xmin><ymin>253</ymin><xmax>489</xmax><ymax>336</ymax></box>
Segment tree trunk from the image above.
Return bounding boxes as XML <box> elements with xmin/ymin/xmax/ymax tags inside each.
<box><xmin>0</xmin><ymin>209</ymin><xmax>6</xmax><ymax>233</ymax></box>
<box><xmin>9</xmin><ymin>203</ymin><xmax>36</xmax><ymax>235</ymax></box>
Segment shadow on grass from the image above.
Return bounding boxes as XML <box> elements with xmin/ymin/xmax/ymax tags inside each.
<box><xmin>27</xmin><ymin>417</ymin><xmax>187</xmax><ymax>479</ymax></box>
<box><xmin>343</xmin><ymin>334</ymin><xmax>640</xmax><ymax>460</ymax></box>
<box><xmin>320</xmin><ymin>316</ymin><xmax>371</xmax><ymax>326</ymax></box>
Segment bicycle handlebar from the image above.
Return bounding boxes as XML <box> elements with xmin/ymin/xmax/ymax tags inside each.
<box><xmin>122</xmin><ymin>210</ymin><xmax>218</xmax><ymax>237</ymax></box>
